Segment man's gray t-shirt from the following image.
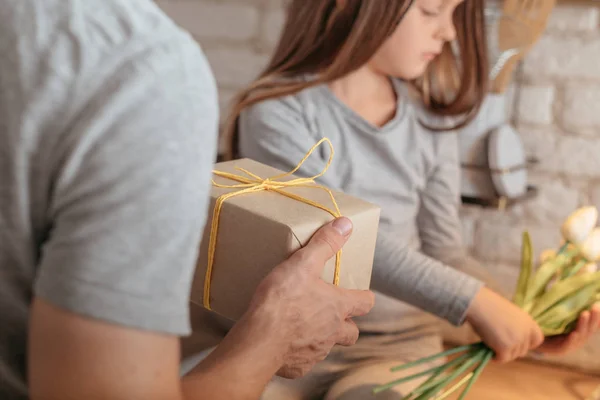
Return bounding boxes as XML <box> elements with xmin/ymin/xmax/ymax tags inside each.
<box><xmin>0</xmin><ymin>0</ymin><xmax>218</xmax><ymax>398</ymax></box>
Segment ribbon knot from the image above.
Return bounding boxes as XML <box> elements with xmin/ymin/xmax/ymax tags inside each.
<box><xmin>203</xmin><ymin>138</ymin><xmax>343</xmax><ymax>310</ymax></box>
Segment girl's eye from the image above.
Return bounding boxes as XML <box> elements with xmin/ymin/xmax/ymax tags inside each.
<box><xmin>421</xmin><ymin>7</ymin><xmax>440</xmax><ymax>17</ymax></box>
<box><xmin>421</xmin><ymin>8</ymin><xmax>440</xmax><ymax>17</ymax></box>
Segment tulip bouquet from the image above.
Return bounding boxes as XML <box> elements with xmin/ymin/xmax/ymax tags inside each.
<box><xmin>374</xmin><ymin>206</ymin><xmax>600</xmax><ymax>400</ymax></box>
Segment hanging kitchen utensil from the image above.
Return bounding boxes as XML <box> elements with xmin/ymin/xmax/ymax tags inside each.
<box><xmin>490</xmin><ymin>0</ymin><xmax>557</xmax><ymax>93</ymax></box>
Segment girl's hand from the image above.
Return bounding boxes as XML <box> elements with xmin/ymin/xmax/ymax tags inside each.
<box><xmin>465</xmin><ymin>287</ymin><xmax>545</xmax><ymax>363</ymax></box>
<box><xmin>536</xmin><ymin>303</ymin><xmax>600</xmax><ymax>355</ymax></box>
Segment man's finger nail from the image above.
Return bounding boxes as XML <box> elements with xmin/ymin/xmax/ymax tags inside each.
<box><xmin>332</xmin><ymin>217</ymin><xmax>352</xmax><ymax>236</ymax></box>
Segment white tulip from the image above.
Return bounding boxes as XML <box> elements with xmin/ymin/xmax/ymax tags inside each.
<box><xmin>579</xmin><ymin>227</ymin><xmax>600</xmax><ymax>262</ymax></box>
<box><xmin>561</xmin><ymin>206</ymin><xmax>598</xmax><ymax>245</ymax></box>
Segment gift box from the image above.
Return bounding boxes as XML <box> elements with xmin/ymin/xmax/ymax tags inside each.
<box><xmin>190</xmin><ymin>144</ymin><xmax>381</xmax><ymax>321</ymax></box>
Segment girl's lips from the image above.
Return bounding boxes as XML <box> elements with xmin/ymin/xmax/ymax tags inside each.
<box><xmin>422</xmin><ymin>52</ymin><xmax>440</xmax><ymax>61</ymax></box>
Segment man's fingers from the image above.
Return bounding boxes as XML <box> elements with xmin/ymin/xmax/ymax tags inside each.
<box><xmin>291</xmin><ymin>217</ymin><xmax>353</xmax><ymax>276</ymax></box>
<box><xmin>339</xmin><ymin>289</ymin><xmax>375</xmax><ymax>318</ymax></box>
<box><xmin>336</xmin><ymin>319</ymin><xmax>360</xmax><ymax>347</ymax></box>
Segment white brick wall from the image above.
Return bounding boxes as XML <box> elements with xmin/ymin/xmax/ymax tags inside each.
<box><xmin>524</xmin><ymin>36</ymin><xmax>600</xmax><ymax>81</ymax></box>
<box><xmin>156</xmin><ymin>0</ymin><xmax>600</xmax><ymax>373</ymax></box>
<box><xmin>156</xmin><ymin>2</ymin><xmax>260</xmax><ymax>41</ymax></box>
<box><xmin>552</xmin><ymin>136</ymin><xmax>600</xmax><ymax>177</ymax></box>
<box><xmin>517</xmin><ymin>85</ymin><xmax>555</xmax><ymax>125</ymax></box>
<box><xmin>203</xmin><ymin>47</ymin><xmax>266</xmax><ymax>87</ymax></box>
<box><xmin>514</xmin><ymin>179</ymin><xmax>581</xmax><ymax>224</ymax></box>
<box><xmin>517</xmin><ymin>125</ymin><xmax>558</xmax><ymax>171</ymax></box>
<box><xmin>563</xmin><ymin>83</ymin><xmax>600</xmax><ymax>130</ymax></box>
<box><xmin>261</xmin><ymin>8</ymin><xmax>286</xmax><ymax>48</ymax></box>
<box><xmin>474</xmin><ymin>218</ymin><xmax>563</xmax><ymax>264</ymax></box>
<box><xmin>547</xmin><ymin>4</ymin><xmax>600</xmax><ymax>33</ymax></box>
<box><xmin>591</xmin><ymin>184</ymin><xmax>600</xmax><ymax>212</ymax></box>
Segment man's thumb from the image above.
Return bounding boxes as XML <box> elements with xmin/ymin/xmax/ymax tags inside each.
<box><xmin>293</xmin><ymin>217</ymin><xmax>353</xmax><ymax>275</ymax></box>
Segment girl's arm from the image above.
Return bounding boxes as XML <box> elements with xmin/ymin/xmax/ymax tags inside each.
<box><xmin>416</xmin><ymin>131</ymin><xmax>506</xmax><ymax>295</ymax></box>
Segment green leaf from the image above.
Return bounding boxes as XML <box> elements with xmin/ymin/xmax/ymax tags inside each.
<box><xmin>523</xmin><ymin>248</ymin><xmax>579</xmax><ymax>308</ymax></box>
<box><xmin>530</xmin><ymin>271</ymin><xmax>600</xmax><ymax>319</ymax></box>
<box><xmin>514</xmin><ymin>231</ymin><xmax>533</xmax><ymax>307</ymax></box>
<box><xmin>536</xmin><ymin>283</ymin><xmax>597</xmax><ymax>327</ymax></box>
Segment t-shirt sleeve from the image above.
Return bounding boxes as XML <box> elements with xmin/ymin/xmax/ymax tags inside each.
<box><xmin>34</xmin><ymin>36</ymin><xmax>219</xmax><ymax>336</ymax></box>
<box><xmin>416</xmin><ymin>132</ymin><xmax>505</xmax><ymax>294</ymax></box>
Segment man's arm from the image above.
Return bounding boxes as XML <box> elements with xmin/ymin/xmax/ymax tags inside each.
<box><xmin>29</xmin><ymin>299</ymin><xmax>279</xmax><ymax>400</ymax></box>
<box><xmin>29</xmin><ymin>218</ymin><xmax>374</xmax><ymax>400</ymax></box>
<box><xmin>29</xmin><ymin>300</ymin><xmax>184</xmax><ymax>400</ymax></box>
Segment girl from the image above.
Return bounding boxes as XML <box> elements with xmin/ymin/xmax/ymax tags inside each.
<box><xmin>225</xmin><ymin>0</ymin><xmax>600</xmax><ymax>398</ymax></box>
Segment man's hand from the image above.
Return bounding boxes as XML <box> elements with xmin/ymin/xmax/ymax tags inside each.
<box><xmin>247</xmin><ymin>217</ymin><xmax>375</xmax><ymax>378</ymax></box>
<box><xmin>184</xmin><ymin>217</ymin><xmax>375</xmax><ymax>398</ymax></box>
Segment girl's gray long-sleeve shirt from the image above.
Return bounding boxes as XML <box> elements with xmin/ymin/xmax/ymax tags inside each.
<box><xmin>238</xmin><ymin>79</ymin><xmax>495</xmax><ymax>329</ymax></box>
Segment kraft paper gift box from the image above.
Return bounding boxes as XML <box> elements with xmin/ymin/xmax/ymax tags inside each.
<box><xmin>190</xmin><ymin>148</ymin><xmax>381</xmax><ymax>321</ymax></box>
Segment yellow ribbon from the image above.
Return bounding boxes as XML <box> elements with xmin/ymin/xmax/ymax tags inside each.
<box><xmin>204</xmin><ymin>138</ymin><xmax>342</xmax><ymax>310</ymax></box>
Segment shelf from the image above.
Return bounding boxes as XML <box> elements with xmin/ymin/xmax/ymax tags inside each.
<box><xmin>461</xmin><ymin>185</ymin><xmax>539</xmax><ymax>211</ymax></box>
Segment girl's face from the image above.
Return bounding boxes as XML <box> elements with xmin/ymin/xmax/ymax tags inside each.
<box><xmin>369</xmin><ymin>0</ymin><xmax>465</xmax><ymax>80</ymax></box>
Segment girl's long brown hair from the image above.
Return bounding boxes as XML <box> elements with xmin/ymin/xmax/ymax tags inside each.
<box><xmin>224</xmin><ymin>0</ymin><xmax>488</xmax><ymax>160</ymax></box>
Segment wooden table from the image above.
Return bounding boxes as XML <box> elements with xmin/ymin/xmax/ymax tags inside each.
<box><xmin>444</xmin><ymin>359</ymin><xmax>600</xmax><ymax>400</ymax></box>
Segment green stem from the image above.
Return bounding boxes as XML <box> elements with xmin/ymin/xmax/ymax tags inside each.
<box><xmin>456</xmin><ymin>350</ymin><xmax>494</xmax><ymax>400</ymax></box>
<box><xmin>374</xmin><ymin>351</ymin><xmax>475</xmax><ymax>395</ymax></box>
<box><xmin>399</xmin><ymin>359</ymin><xmax>455</xmax><ymax>400</ymax></box>
<box><xmin>373</xmin><ymin>366</ymin><xmax>445</xmax><ymax>395</ymax></box>
<box><xmin>563</xmin><ymin>259</ymin><xmax>587</xmax><ymax>279</ymax></box>
<box><xmin>390</xmin><ymin>343</ymin><xmax>481</xmax><ymax>372</ymax></box>
<box><xmin>433</xmin><ymin>373</ymin><xmax>474</xmax><ymax>400</ymax></box>
<box><xmin>412</xmin><ymin>387</ymin><xmax>440</xmax><ymax>400</ymax></box>
<box><xmin>558</xmin><ymin>242</ymin><xmax>569</xmax><ymax>255</ymax></box>
<box><xmin>411</xmin><ymin>350</ymin><xmax>487</xmax><ymax>397</ymax></box>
